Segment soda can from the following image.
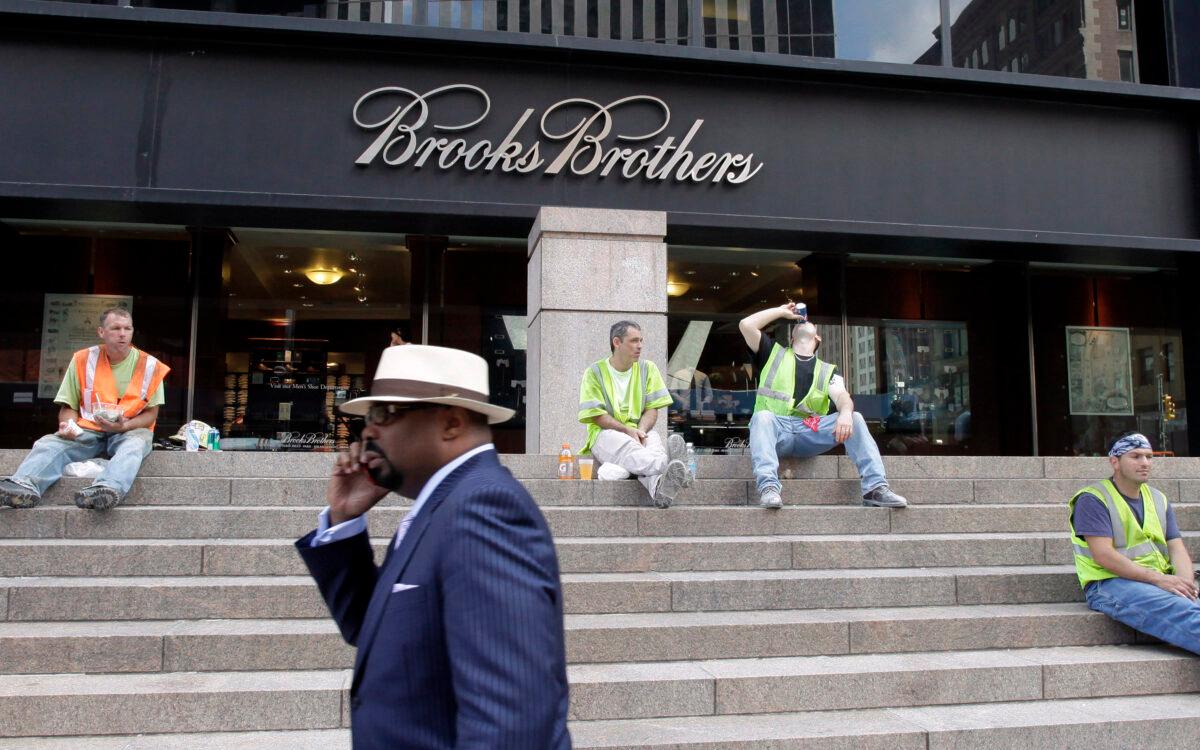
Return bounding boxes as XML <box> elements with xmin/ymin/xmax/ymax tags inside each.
<box><xmin>794</xmin><ymin>302</ymin><xmax>807</xmax><ymax>321</ymax></box>
<box><xmin>207</xmin><ymin>428</ymin><xmax>221</xmax><ymax>452</ymax></box>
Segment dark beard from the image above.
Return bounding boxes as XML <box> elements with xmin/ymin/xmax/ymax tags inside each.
<box><xmin>364</xmin><ymin>440</ymin><xmax>405</xmax><ymax>492</ymax></box>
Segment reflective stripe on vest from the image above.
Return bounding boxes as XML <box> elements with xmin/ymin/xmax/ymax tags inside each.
<box><xmin>590</xmin><ymin>364</ymin><xmax>614</xmax><ymax>415</ymax></box>
<box><xmin>79</xmin><ymin>346</ymin><xmax>102</xmax><ymax>421</ymax></box>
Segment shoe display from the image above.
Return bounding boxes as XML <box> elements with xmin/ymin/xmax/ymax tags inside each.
<box><xmin>758</xmin><ymin>488</ymin><xmax>783</xmax><ymax>509</ymax></box>
<box><xmin>0</xmin><ymin>479</ymin><xmax>41</xmax><ymax>509</ymax></box>
<box><xmin>652</xmin><ymin>459</ymin><xmax>687</xmax><ymax>509</ymax></box>
<box><xmin>862</xmin><ymin>485</ymin><xmax>908</xmax><ymax>508</ymax></box>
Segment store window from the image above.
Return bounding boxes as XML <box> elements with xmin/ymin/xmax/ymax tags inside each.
<box><xmin>192</xmin><ymin>230</ymin><xmax>526</xmax><ymax>452</ymax></box>
<box><xmin>664</xmin><ymin>249</ymin><xmax>1026</xmax><ymax>457</ymax></box>
<box><xmin>0</xmin><ymin>222</ymin><xmax>192</xmax><ymax>448</ymax></box>
<box><xmin>664</xmin><ymin>248</ymin><xmax>842</xmax><ymax>453</ymax></box>
<box><xmin>1030</xmin><ymin>268</ymin><xmax>1188</xmax><ymax>456</ymax></box>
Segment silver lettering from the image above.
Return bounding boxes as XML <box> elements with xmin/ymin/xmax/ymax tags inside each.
<box><xmin>352</xmin><ymin>85</ymin><xmax>762</xmax><ymax>185</ymax></box>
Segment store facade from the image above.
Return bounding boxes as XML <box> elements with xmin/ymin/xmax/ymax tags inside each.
<box><xmin>1</xmin><ymin>0</ymin><xmax>1198</xmax><ymax>456</ymax></box>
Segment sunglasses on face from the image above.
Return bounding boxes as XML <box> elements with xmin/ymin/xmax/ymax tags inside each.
<box><xmin>365</xmin><ymin>402</ymin><xmax>438</xmax><ymax>426</ymax></box>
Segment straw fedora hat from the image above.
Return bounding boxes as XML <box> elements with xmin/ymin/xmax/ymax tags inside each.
<box><xmin>338</xmin><ymin>345</ymin><xmax>515</xmax><ymax>425</ymax></box>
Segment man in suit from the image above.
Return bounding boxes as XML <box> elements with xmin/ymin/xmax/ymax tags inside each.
<box><xmin>296</xmin><ymin>344</ymin><xmax>571</xmax><ymax>749</ymax></box>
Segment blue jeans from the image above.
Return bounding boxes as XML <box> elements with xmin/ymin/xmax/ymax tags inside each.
<box><xmin>1086</xmin><ymin>576</ymin><xmax>1200</xmax><ymax>655</ymax></box>
<box><xmin>5</xmin><ymin>428</ymin><xmax>154</xmax><ymax>498</ymax></box>
<box><xmin>750</xmin><ymin>410</ymin><xmax>886</xmax><ymax>496</ymax></box>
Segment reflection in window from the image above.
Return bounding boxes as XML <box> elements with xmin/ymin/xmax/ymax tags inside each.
<box><xmin>949</xmin><ymin>0</ymin><xmax>1141</xmax><ymax>83</ymax></box>
<box><xmin>846</xmin><ymin>320</ymin><xmax>971</xmax><ymax>454</ymax></box>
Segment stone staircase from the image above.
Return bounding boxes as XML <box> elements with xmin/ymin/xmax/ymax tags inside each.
<box><xmin>1</xmin><ymin>450</ymin><xmax>1199</xmax><ymax>747</ymax></box>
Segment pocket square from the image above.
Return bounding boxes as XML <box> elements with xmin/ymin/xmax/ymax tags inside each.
<box><xmin>391</xmin><ymin>583</ymin><xmax>419</xmax><ymax>593</ymax></box>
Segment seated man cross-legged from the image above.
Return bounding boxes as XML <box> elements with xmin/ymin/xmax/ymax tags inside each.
<box><xmin>1069</xmin><ymin>432</ymin><xmax>1199</xmax><ymax>653</ymax></box>
<box><xmin>577</xmin><ymin>320</ymin><xmax>692</xmax><ymax>508</ymax></box>
<box><xmin>739</xmin><ymin>303</ymin><xmax>907</xmax><ymax>510</ymax></box>
<box><xmin>0</xmin><ymin>307</ymin><xmax>169</xmax><ymax>511</ymax></box>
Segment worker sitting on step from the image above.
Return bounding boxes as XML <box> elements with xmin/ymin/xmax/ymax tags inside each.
<box><xmin>576</xmin><ymin>320</ymin><xmax>692</xmax><ymax>509</ymax></box>
<box><xmin>1069</xmin><ymin>432</ymin><xmax>1199</xmax><ymax>654</ymax></box>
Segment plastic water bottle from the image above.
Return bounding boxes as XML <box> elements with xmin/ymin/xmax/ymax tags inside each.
<box><xmin>685</xmin><ymin>442</ymin><xmax>698</xmax><ymax>479</ymax></box>
<box><xmin>558</xmin><ymin>443</ymin><xmax>575</xmax><ymax>480</ymax></box>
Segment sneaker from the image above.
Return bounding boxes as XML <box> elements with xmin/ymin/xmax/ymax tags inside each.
<box><xmin>758</xmin><ymin>488</ymin><xmax>783</xmax><ymax>509</ymax></box>
<box><xmin>862</xmin><ymin>485</ymin><xmax>908</xmax><ymax>508</ymax></box>
<box><xmin>667</xmin><ymin>434</ymin><xmax>694</xmax><ymax>488</ymax></box>
<box><xmin>652</xmin><ymin>459</ymin><xmax>687</xmax><ymax>509</ymax></box>
<box><xmin>74</xmin><ymin>485</ymin><xmax>122</xmax><ymax>511</ymax></box>
<box><xmin>0</xmin><ymin>479</ymin><xmax>40</xmax><ymax>509</ymax></box>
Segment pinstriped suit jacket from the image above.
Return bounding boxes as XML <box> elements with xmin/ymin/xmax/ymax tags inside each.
<box><xmin>296</xmin><ymin>450</ymin><xmax>572</xmax><ymax>749</ymax></box>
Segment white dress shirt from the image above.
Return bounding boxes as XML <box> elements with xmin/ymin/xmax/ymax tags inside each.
<box><xmin>310</xmin><ymin>443</ymin><xmax>496</xmax><ymax>548</ymax></box>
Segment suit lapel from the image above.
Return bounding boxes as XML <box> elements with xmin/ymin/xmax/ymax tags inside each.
<box><xmin>349</xmin><ymin>453</ymin><xmax>488</xmax><ymax>690</ymax></box>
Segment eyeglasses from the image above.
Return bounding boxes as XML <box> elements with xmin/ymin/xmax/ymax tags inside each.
<box><xmin>365</xmin><ymin>402</ymin><xmax>437</xmax><ymax>426</ymax></box>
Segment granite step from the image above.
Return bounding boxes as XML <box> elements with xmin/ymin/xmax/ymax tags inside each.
<box><xmin>0</xmin><ymin>670</ymin><xmax>349</xmax><ymax>738</ymax></box>
<box><xmin>9</xmin><ymin>691</ymin><xmax>1198</xmax><ymax>749</ymax></box>
<box><xmin>0</xmin><ymin>565</ymin><xmax>1087</xmax><ymax>621</ymax></box>
<box><xmin>568</xmin><ymin>693</ymin><xmax>1200</xmax><ymax>748</ymax></box>
<box><xmin>6</xmin><ymin>450</ymin><xmax>1200</xmax><ymax>481</ymax></box>
<box><xmin>0</xmin><ymin>602</ymin><xmax>1147</xmax><ymax>674</ymax></box>
<box><xmin>8</xmin><ymin>533</ymin><xmax>1197</xmax><ymax>577</ymax></box>
<box><xmin>0</xmin><ymin>729</ymin><xmax>351</xmax><ymax>749</ymax></box>
<box><xmin>567</xmin><ymin>644</ymin><xmax>1200</xmax><ymax>720</ymax></box>
<box><xmin>0</xmin><ymin>645</ymin><xmax>1193</xmax><ymax>737</ymax></box>
<box><xmin>565</xmin><ymin>603</ymin><xmax>1140</xmax><ymax>663</ymax></box>
<box><xmin>5</xmin><ymin>503</ymin><xmax>1199</xmax><ymax>540</ymax></box>
<box><xmin>24</xmin><ymin>474</ymin><xmax>1200</xmax><ymax>507</ymax></box>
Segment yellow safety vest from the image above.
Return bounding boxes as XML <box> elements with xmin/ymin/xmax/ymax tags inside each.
<box><xmin>577</xmin><ymin>359</ymin><xmax>671</xmax><ymax>455</ymax></box>
<box><xmin>1068</xmin><ymin>479</ymin><xmax>1173</xmax><ymax>589</ymax></box>
<box><xmin>754</xmin><ymin>343</ymin><xmax>835</xmax><ymax>418</ymax></box>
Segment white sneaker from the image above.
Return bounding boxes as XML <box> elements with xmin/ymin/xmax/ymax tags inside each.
<box><xmin>758</xmin><ymin>488</ymin><xmax>783</xmax><ymax>509</ymax></box>
<box><xmin>667</xmin><ymin>434</ymin><xmax>694</xmax><ymax>488</ymax></box>
<box><xmin>653</xmin><ymin>460</ymin><xmax>687</xmax><ymax>509</ymax></box>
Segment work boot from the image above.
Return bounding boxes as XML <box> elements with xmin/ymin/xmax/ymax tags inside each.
<box><xmin>758</xmin><ymin>488</ymin><xmax>783</xmax><ymax>509</ymax></box>
<box><xmin>0</xmin><ymin>479</ymin><xmax>41</xmax><ymax>509</ymax></box>
<box><xmin>862</xmin><ymin>485</ymin><xmax>908</xmax><ymax>508</ymax></box>
<box><xmin>652</xmin><ymin>460</ymin><xmax>688</xmax><ymax>509</ymax></box>
<box><xmin>74</xmin><ymin>485</ymin><xmax>122</xmax><ymax>511</ymax></box>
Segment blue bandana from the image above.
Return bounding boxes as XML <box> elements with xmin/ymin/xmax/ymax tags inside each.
<box><xmin>1108</xmin><ymin>433</ymin><xmax>1152</xmax><ymax>458</ymax></box>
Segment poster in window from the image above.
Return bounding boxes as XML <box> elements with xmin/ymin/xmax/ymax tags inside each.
<box><xmin>1065</xmin><ymin>326</ymin><xmax>1134</xmax><ymax>416</ymax></box>
<box><xmin>38</xmin><ymin>294</ymin><xmax>134</xmax><ymax>399</ymax></box>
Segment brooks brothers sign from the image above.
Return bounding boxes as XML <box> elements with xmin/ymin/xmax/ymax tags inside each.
<box><xmin>353</xmin><ymin>84</ymin><xmax>763</xmax><ymax>185</ymax></box>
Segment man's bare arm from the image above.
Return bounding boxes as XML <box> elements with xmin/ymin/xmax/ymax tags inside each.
<box><xmin>738</xmin><ymin>304</ymin><xmax>801</xmax><ymax>353</ymax></box>
<box><xmin>1086</xmin><ymin>535</ymin><xmax>1197</xmax><ymax>599</ymax></box>
<box><xmin>1168</xmin><ymin>537</ymin><xmax>1196</xmax><ymax>588</ymax></box>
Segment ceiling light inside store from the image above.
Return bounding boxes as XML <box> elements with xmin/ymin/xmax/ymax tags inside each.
<box><xmin>667</xmin><ymin>281</ymin><xmax>690</xmax><ymax>297</ymax></box>
<box><xmin>305</xmin><ymin>267</ymin><xmax>344</xmax><ymax>285</ymax></box>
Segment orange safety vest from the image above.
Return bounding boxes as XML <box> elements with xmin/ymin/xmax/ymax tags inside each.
<box><xmin>73</xmin><ymin>346</ymin><xmax>170</xmax><ymax>432</ymax></box>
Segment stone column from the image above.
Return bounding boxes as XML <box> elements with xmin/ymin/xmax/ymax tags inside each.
<box><xmin>526</xmin><ymin>207</ymin><xmax>668</xmax><ymax>454</ymax></box>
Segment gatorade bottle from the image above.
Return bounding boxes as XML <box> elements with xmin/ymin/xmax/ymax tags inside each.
<box><xmin>558</xmin><ymin>443</ymin><xmax>575</xmax><ymax>480</ymax></box>
<box><xmin>686</xmin><ymin>442</ymin><xmax>698</xmax><ymax>479</ymax></box>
